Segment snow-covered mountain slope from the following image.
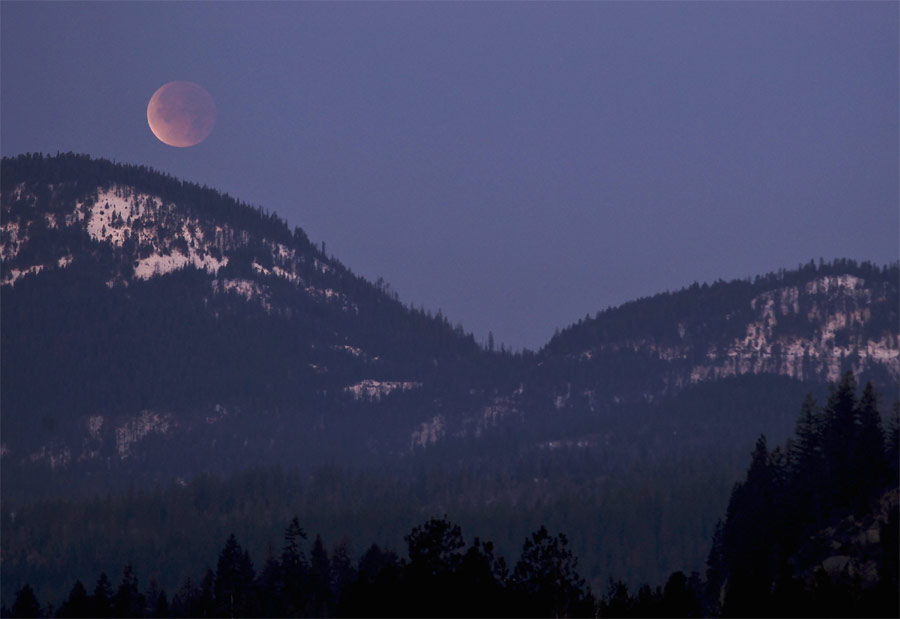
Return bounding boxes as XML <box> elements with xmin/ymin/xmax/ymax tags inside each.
<box><xmin>690</xmin><ymin>274</ymin><xmax>897</xmax><ymax>383</ymax></box>
<box><xmin>542</xmin><ymin>262</ymin><xmax>899</xmax><ymax>391</ymax></box>
<box><xmin>2</xmin><ymin>178</ymin><xmax>350</xmax><ymax>311</ymax></box>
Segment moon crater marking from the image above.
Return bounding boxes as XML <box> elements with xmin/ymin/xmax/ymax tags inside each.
<box><xmin>147</xmin><ymin>81</ymin><xmax>216</xmax><ymax>148</ymax></box>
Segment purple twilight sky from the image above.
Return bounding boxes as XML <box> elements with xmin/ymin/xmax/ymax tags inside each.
<box><xmin>1</xmin><ymin>2</ymin><xmax>897</xmax><ymax>350</ymax></box>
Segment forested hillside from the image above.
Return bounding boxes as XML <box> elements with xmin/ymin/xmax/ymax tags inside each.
<box><xmin>4</xmin><ymin>375</ymin><xmax>896</xmax><ymax>617</ymax></box>
<box><xmin>1</xmin><ymin>154</ymin><xmax>897</xmax><ymax>614</ymax></box>
<box><xmin>541</xmin><ymin>259</ymin><xmax>898</xmax><ymax>389</ymax></box>
<box><xmin>707</xmin><ymin>372</ymin><xmax>899</xmax><ymax>617</ymax></box>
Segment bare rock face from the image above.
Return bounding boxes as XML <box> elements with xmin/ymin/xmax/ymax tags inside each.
<box><xmin>801</xmin><ymin>488</ymin><xmax>899</xmax><ymax>590</ymax></box>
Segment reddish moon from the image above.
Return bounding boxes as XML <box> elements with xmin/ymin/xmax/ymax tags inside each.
<box><xmin>147</xmin><ymin>81</ymin><xmax>216</xmax><ymax>147</ymax></box>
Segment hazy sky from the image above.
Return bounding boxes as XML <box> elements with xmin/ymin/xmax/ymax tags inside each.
<box><xmin>2</xmin><ymin>2</ymin><xmax>897</xmax><ymax>350</ymax></box>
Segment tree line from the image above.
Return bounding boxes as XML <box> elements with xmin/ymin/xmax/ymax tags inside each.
<box><xmin>4</xmin><ymin>371</ymin><xmax>896</xmax><ymax>614</ymax></box>
<box><xmin>6</xmin><ymin>372</ymin><xmax>896</xmax><ymax>617</ymax></box>
<box><xmin>3</xmin><ymin>515</ymin><xmax>599</xmax><ymax>618</ymax></box>
<box><xmin>706</xmin><ymin>371</ymin><xmax>898</xmax><ymax>617</ymax></box>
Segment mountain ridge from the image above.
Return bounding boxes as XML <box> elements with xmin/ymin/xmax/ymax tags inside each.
<box><xmin>2</xmin><ymin>152</ymin><xmax>897</xmax><ymax>484</ymax></box>
<box><xmin>541</xmin><ymin>261</ymin><xmax>898</xmax><ymax>391</ymax></box>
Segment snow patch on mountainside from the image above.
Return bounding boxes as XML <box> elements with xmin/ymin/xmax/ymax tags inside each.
<box><xmin>539</xmin><ymin>437</ymin><xmax>594</xmax><ymax>450</ymax></box>
<box><xmin>345</xmin><ymin>379</ymin><xmax>421</xmax><ymax>401</ymax></box>
<box><xmin>1</xmin><ymin>220</ymin><xmax>22</xmax><ymax>261</ymax></box>
<box><xmin>411</xmin><ymin>415</ymin><xmax>445</xmax><ymax>448</ymax></box>
<box><xmin>688</xmin><ymin>277</ymin><xmax>898</xmax><ymax>383</ymax></box>
<box><xmin>204</xmin><ymin>404</ymin><xmax>229</xmax><ymax>425</ymax></box>
<box><xmin>4</xmin><ymin>264</ymin><xmax>44</xmax><ymax>284</ymax></box>
<box><xmin>85</xmin><ymin>190</ymin><xmax>136</xmax><ymax>245</ymax></box>
<box><xmin>134</xmin><ymin>250</ymin><xmax>228</xmax><ymax>279</ymax></box>
<box><xmin>475</xmin><ymin>400</ymin><xmax>520</xmax><ymax>436</ymax></box>
<box><xmin>28</xmin><ymin>445</ymin><xmax>71</xmax><ymax>469</ymax></box>
<box><xmin>79</xmin><ymin>188</ymin><xmax>231</xmax><ymax>279</ymax></box>
<box><xmin>2</xmin><ymin>183</ymin><xmax>362</xmax><ymax>318</ymax></box>
<box><xmin>115</xmin><ymin>411</ymin><xmax>175</xmax><ymax>459</ymax></box>
<box><xmin>87</xmin><ymin>415</ymin><xmax>104</xmax><ymax>439</ymax></box>
<box><xmin>333</xmin><ymin>344</ymin><xmax>366</xmax><ymax>357</ymax></box>
<box><xmin>76</xmin><ymin>415</ymin><xmax>106</xmax><ymax>462</ymax></box>
<box><xmin>561</xmin><ymin>273</ymin><xmax>898</xmax><ymax>394</ymax></box>
<box><xmin>805</xmin><ymin>274</ymin><xmax>863</xmax><ymax>294</ymax></box>
<box><xmin>217</xmin><ymin>278</ymin><xmax>268</xmax><ymax>304</ymax></box>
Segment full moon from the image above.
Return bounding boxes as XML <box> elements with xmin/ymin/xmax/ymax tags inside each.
<box><xmin>147</xmin><ymin>81</ymin><xmax>216</xmax><ymax>147</ymax></box>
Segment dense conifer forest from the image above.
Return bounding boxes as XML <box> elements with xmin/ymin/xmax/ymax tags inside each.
<box><xmin>3</xmin><ymin>374</ymin><xmax>896</xmax><ymax>618</ymax></box>
<box><xmin>1</xmin><ymin>372</ymin><xmax>833</xmax><ymax>606</ymax></box>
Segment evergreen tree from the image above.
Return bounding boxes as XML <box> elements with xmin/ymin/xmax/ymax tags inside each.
<box><xmin>280</xmin><ymin>517</ymin><xmax>308</xmax><ymax>616</ymax></box>
<box><xmin>91</xmin><ymin>573</ymin><xmax>113</xmax><ymax>619</ymax></box>
<box><xmin>112</xmin><ymin>564</ymin><xmax>145</xmax><ymax>618</ymax></box>
<box><xmin>660</xmin><ymin>571</ymin><xmax>702</xmax><ymax>618</ymax></box>
<box><xmin>705</xmin><ymin>519</ymin><xmax>726</xmax><ymax>614</ymax></box>
<box><xmin>255</xmin><ymin>547</ymin><xmax>285</xmax><ymax>618</ymax></box>
<box><xmin>214</xmin><ymin>534</ymin><xmax>256</xmax><ymax>618</ymax></box>
<box><xmin>55</xmin><ymin>581</ymin><xmax>90</xmax><ymax>618</ymax></box>
<box><xmin>143</xmin><ymin>578</ymin><xmax>168</xmax><ymax>619</ymax></box>
<box><xmin>10</xmin><ymin>585</ymin><xmax>41</xmax><ymax>619</ymax></box>
<box><xmin>404</xmin><ymin>516</ymin><xmax>465</xmax><ymax>579</ymax></box>
<box><xmin>455</xmin><ymin>538</ymin><xmax>508</xmax><ymax>617</ymax></box>
<box><xmin>339</xmin><ymin>544</ymin><xmax>402</xmax><ymax>617</ymax></box>
<box><xmin>403</xmin><ymin>516</ymin><xmax>467</xmax><ymax>615</ymax></box>
<box><xmin>328</xmin><ymin>540</ymin><xmax>356</xmax><ymax>610</ymax></box>
<box><xmin>197</xmin><ymin>570</ymin><xmax>216</xmax><ymax>618</ymax></box>
<box><xmin>789</xmin><ymin>394</ymin><xmax>822</xmax><ymax>477</ymax></box>
<box><xmin>307</xmin><ymin>534</ymin><xmax>331</xmax><ymax>617</ymax></box>
<box><xmin>851</xmin><ymin>382</ymin><xmax>887</xmax><ymax>509</ymax></box>
<box><xmin>356</xmin><ymin>544</ymin><xmax>399</xmax><ymax>587</ymax></box>
<box><xmin>887</xmin><ymin>401</ymin><xmax>900</xmax><ymax>484</ymax></box>
<box><xmin>720</xmin><ymin>436</ymin><xmax>780</xmax><ymax>616</ymax></box>
<box><xmin>788</xmin><ymin>394</ymin><xmax>824</xmax><ymax>524</ymax></box>
<box><xmin>710</xmin><ymin>375</ymin><xmax>898</xmax><ymax>616</ymax></box>
<box><xmin>150</xmin><ymin>592</ymin><xmax>168</xmax><ymax>619</ymax></box>
<box><xmin>511</xmin><ymin>525</ymin><xmax>592</xmax><ymax>618</ymax></box>
<box><xmin>169</xmin><ymin>576</ymin><xmax>199</xmax><ymax>619</ymax></box>
<box><xmin>600</xmin><ymin>579</ymin><xmax>633</xmax><ymax>618</ymax></box>
<box><xmin>821</xmin><ymin>371</ymin><xmax>858</xmax><ymax>512</ymax></box>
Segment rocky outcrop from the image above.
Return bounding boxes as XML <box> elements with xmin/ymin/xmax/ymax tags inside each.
<box><xmin>797</xmin><ymin>487</ymin><xmax>899</xmax><ymax>590</ymax></box>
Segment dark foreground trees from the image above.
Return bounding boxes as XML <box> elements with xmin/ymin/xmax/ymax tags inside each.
<box><xmin>3</xmin><ymin>372</ymin><xmax>895</xmax><ymax>618</ymax></box>
<box><xmin>3</xmin><ymin>516</ymin><xmax>594</xmax><ymax>618</ymax></box>
<box><xmin>707</xmin><ymin>372</ymin><xmax>899</xmax><ymax>618</ymax></box>
<box><xmin>511</xmin><ymin>526</ymin><xmax>593</xmax><ymax>618</ymax></box>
